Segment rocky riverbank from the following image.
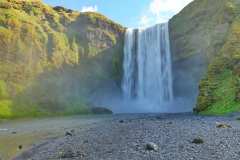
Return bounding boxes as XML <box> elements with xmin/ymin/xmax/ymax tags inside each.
<box><xmin>0</xmin><ymin>115</ymin><xmax>111</xmax><ymax>160</ymax></box>
<box><xmin>12</xmin><ymin>113</ymin><xmax>240</xmax><ymax>160</ymax></box>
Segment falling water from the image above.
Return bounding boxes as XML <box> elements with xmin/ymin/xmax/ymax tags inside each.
<box><xmin>122</xmin><ymin>23</ymin><xmax>173</xmax><ymax>107</ymax></box>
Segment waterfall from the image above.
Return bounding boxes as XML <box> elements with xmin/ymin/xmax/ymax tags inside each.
<box><xmin>122</xmin><ymin>23</ymin><xmax>173</xmax><ymax>107</ymax></box>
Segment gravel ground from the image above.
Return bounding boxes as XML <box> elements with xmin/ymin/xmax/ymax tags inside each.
<box><xmin>14</xmin><ymin>113</ymin><xmax>240</xmax><ymax>160</ymax></box>
<box><xmin>0</xmin><ymin>115</ymin><xmax>110</xmax><ymax>160</ymax></box>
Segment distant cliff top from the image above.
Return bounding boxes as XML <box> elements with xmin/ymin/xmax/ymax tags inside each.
<box><xmin>0</xmin><ymin>0</ymin><xmax>124</xmax><ymax>32</ymax></box>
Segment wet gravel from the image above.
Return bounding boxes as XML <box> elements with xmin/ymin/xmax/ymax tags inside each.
<box><xmin>14</xmin><ymin>113</ymin><xmax>240</xmax><ymax>160</ymax></box>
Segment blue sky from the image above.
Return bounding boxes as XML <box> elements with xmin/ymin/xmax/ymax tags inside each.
<box><xmin>43</xmin><ymin>0</ymin><xmax>193</xmax><ymax>28</ymax></box>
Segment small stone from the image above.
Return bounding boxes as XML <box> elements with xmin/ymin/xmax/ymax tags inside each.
<box><xmin>145</xmin><ymin>142</ymin><xmax>158</xmax><ymax>151</ymax></box>
<box><xmin>216</xmin><ymin>123</ymin><xmax>232</xmax><ymax>129</ymax></box>
<box><xmin>18</xmin><ymin>145</ymin><xmax>23</xmax><ymax>150</ymax></box>
<box><xmin>192</xmin><ymin>138</ymin><xmax>204</xmax><ymax>144</ymax></box>
<box><xmin>60</xmin><ymin>149</ymin><xmax>75</xmax><ymax>158</ymax></box>
<box><xmin>119</xmin><ymin>120</ymin><xmax>124</xmax><ymax>123</ymax></box>
<box><xmin>65</xmin><ymin>131</ymin><xmax>73</xmax><ymax>137</ymax></box>
<box><xmin>76</xmin><ymin>151</ymin><xmax>85</xmax><ymax>158</ymax></box>
<box><xmin>91</xmin><ymin>107</ymin><xmax>113</xmax><ymax>114</ymax></box>
<box><xmin>168</xmin><ymin>121</ymin><xmax>173</xmax><ymax>125</ymax></box>
<box><xmin>12</xmin><ymin>131</ymin><xmax>17</xmax><ymax>134</ymax></box>
<box><xmin>155</xmin><ymin>116</ymin><xmax>163</xmax><ymax>120</ymax></box>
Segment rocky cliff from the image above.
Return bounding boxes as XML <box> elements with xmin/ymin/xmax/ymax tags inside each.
<box><xmin>0</xmin><ymin>0</ymin><xmax>124</xmax><ymax>118</ymax></box>
<box><xmin>1</xmin><ymin>0</ymin><xmax>239</xmax><ymax>117</ymax></box>
<box><xmin>170</xmin><ymin>0</ymin><xmax>240</xmax><ymax>114</ymax></box>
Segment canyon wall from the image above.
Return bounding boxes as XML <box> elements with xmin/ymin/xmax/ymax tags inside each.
<box><xmin>0</xmin><ymin>0</ymin><xmax>125</xmax><ymax>118</ymax></box>
<box><xmin>0</xmin><ymin>0</ymin><xmax>239</xmax><ymax>117</ymax></box>
<box><xmin>170</xmin><ymin>0</ymin><xmax>240</xmax><ymax>114</ymax></box>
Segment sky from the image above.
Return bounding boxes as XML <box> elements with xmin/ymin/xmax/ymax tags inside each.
<box><xmin>43</xmin><ymin>0</ymin><xmax>193</xmax><ymax>28</ymax></box>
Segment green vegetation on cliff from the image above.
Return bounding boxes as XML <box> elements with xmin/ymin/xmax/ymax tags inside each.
<box><xmin>0</xmin><ymin>0</ymin><xmax>124</xmax><ymax>118</ymax></box>
<box><xmin>189</xmin><ymin>0</ymin><xmax>240</xmax><ymax>115</ymax></box>
<box><xmin>200</xmin><ymin>70</ymin><xmax>239</xmax><ymax>115</ymax></box>
<box><xmin>0</xmin><ymin>80</ymin><xmax>12</xmax><ymax>118</ymax></box>
<box><xmin>170</xmin><ymin>0</ymin><xmax>240</xmax><ymax>115</ymax></box>
<box><xmin>196</xmin><ymin>9</ymin><xmax>240</xmax><ymax>114</ymax></box>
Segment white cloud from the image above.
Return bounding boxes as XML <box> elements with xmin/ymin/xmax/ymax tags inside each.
<box><xmin>81</xmin><ymin>5</ymin><xmax>98</xmax><ymax>12</ymax></box>
<box><xmin>150</xmin><ymin>0</ymin><xmax>193</xmax><ymax>16</ymax></box>
<box><xmin>139</xmin><ymin>0</ymin><xmax>193</xmax><ymax>28</ymax></box>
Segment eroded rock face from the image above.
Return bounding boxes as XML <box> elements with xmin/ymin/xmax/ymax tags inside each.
<box><xmin>169</xmin><ymin>0</ymin><xmax>231</xmax><ymax>108</ymax></box>
<box><xmin>169</xmin><ymin>0</ymin><xmax>240</xmax><ymax>114</ymax></box>
<box><xmin>0</xmin><ymin>0</ymin><xmax>125</xmax><ymax>118</ymax></box>
<box><xmin>170</xmin><ymin>0</ymin><xmax>233</xmax><ymax>62</ymax></box>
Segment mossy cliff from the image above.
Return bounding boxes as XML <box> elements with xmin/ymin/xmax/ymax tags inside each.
<box><xmin>0</xmin><ymin>0</ymin><xmax>124</xmax><ymax>118</ymax></box>
<box><xmin>170</xmin><ymin>0</ymin><xmax>240</xmax><ymax>115</ymax></box>
<box><xmin>1</xmin><ymin>0</ymin><xmax>240</xmax><ymax>117</ymax></box>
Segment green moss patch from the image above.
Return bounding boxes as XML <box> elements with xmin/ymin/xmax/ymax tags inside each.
<box><xmin>0</xmin><ymin>100</ymin><xmax>13</xmax><ymax>118</ymax></box>
<box><xmin>196</xmin><ymin>3</ymin><xmax>240</xmax><ymax>115</ymax></box>
<box><xmin>201</xmin><ymin>70</ymin><xmax>239</xmax><ymax>115</ymax></box>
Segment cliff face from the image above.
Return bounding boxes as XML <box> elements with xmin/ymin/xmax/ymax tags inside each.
<box><xmin>0</xmin><ymin>0</ymin><xmax>124</xmax><ymax>118</ymax></box>
<box><xmin>1</xmin><ymin>0</ymin><xmax>239</xmax><ymax>117</ymax></box>
<box><xmin>170</xmin><ymin>0</ymin><xmax>240</xmax><ymax>114</ymax></box>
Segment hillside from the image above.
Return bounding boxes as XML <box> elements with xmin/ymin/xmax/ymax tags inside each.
<box><xmin>0</xmin><ymin>0</ymin><xmax>125</xmax><ymax>118</ymax></box>
<box><xmin>170</xmin><ymin>0</ymin><xmax>240</xmax><ymax>115</ymax></box>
